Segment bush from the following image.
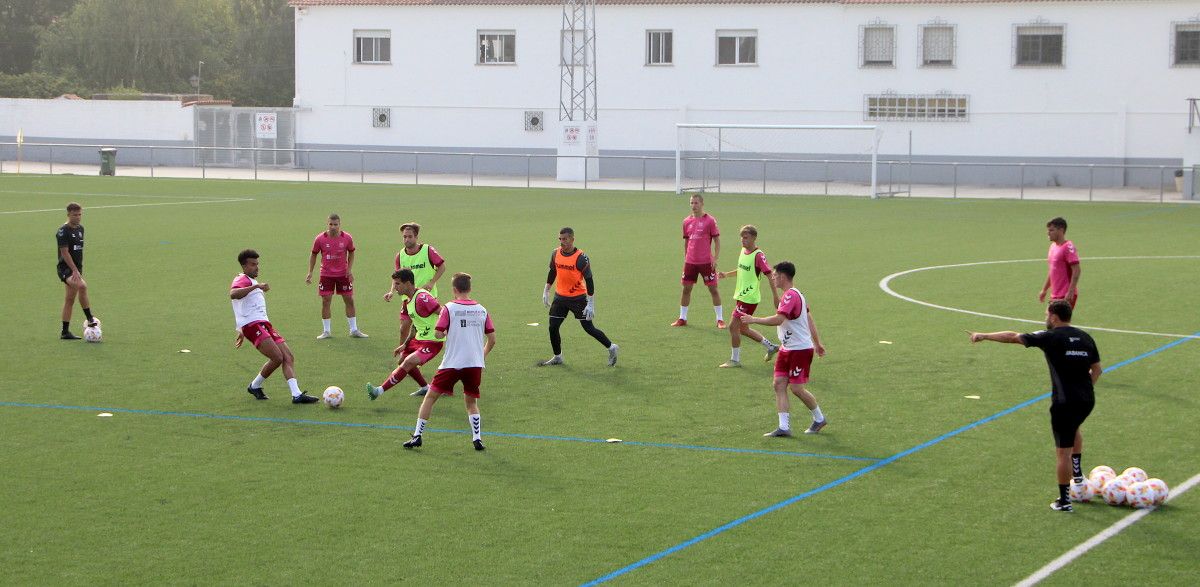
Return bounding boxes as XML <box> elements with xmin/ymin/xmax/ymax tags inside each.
<box><xmin>0</xmin><ymin>72</ymin><xmax>86</xmax><ymax>99</ymax></box>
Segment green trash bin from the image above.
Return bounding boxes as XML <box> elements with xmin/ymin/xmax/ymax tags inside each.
<box><xmin>99</xmin><ymin>148</ymin><xmax>117</xmax><ymax>176</ymax></box>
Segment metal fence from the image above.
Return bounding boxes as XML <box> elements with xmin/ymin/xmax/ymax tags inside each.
<box><xmin>1</xmin><ymin>142</ymin><xmax>1195</xmax><ymax>203</ymax></box>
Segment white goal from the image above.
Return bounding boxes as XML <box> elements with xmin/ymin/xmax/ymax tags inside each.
<box><xmin>675</xmin><ymin>124</ymin><xmax>884</xmax><ymax>197</ymax></box>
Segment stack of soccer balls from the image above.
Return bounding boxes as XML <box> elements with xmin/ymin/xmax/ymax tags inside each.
<box><xmin>1069</xmin><ymin>466</ymin><xmax>1170</xmax><ymax>509</ymax></box>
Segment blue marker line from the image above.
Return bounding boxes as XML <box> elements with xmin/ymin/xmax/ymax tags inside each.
<box><xmin>0</xmin><ymin>402</ymin><xmax>879</xmax><ymax>463</ymax></box>
<box><xmin>581</xmin><ymin>332</ymin><xmax>1200</xmax><ymax>586</ymax></box>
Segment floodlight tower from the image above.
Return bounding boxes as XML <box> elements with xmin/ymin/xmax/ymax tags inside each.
<box><xmin>556</xmin><ymin>0</ymin><xmax>598</xmax><ymax>181</ymax></box>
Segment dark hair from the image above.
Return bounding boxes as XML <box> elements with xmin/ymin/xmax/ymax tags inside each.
<box><xmin>328</xmin><ymin>213</ymin><xmax>340</xmax><ymax>221</ymax></box>
<box><xmin>773</xmin><ymin>261</ymin><xmax>796</xmax><ymax>280</ymax></box>
<box><xmin>451</xmin><ymin>272</ymin><xmax>472</xmax><ymax>293</ymax></box>
<box><xmin>392</xmin><ymin>268</ymin><xmax>415</xmax><ymax>284</ymax></box>
<box><xmin>560</xmin><ymin>227</ymin><xmax>574</xmax><ymax>236</ymax></box>
<box><xmin>400</xmin><ymin>222</ymin><xmax>421</xmax><ymax>236</ymax></box>
<box><xmin>1047</xmin><ymin>217</ymin><xmax>1067</xmax><ymax>231</ymax></box>
<box><xmin>66</xmin><ymin>202</ymin><xmax>81</xmax><ymax>213</ymax></box>
<box><xmin>237</xmin><ymin>249</ymin><xmax>260</xmax><ymax>266</ymax></box>
<box><xmin>1048</xmin><ymin>300</ymin><xmax>1073</xmax><ymax>322</ymax></box>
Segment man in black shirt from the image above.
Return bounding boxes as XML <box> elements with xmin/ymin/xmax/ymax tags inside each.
<box><xmin>56</xmin><ymin>202</ymin><xmax>98</xmax><ymax>339</ymax></box>
<box><xmin>969</xmin><ymin>300</ymin><xmax>1102</xmax><ymax>512</ymax></box>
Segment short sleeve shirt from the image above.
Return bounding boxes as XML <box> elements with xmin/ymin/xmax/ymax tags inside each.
<box><xmin>1020</xmin><ymin>326</ymin><xmax>1100</xmax><ymax>405</ymax></box>
<box><xmin>1047</xmin><ymin>240</ymin><xmax>1080</xmax><ymax>299</ymax></box>
<box><xmin>682</xmin><ymin>214</ymin><xmax>719</xmax><ymax>265</ymax></box>
<box><xmin>312</xmin><ymin>231</ymin><xmax>355</xmax><ymax>277</ymax></box>
<box><xmin>56</xmin><ymin>223</ymin><xmax>85</xmax><ymax>271</ymax></box>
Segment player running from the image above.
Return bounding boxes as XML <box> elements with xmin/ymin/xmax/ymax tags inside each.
<box><xmin>671</xmin><ymin>193</ymin><xmax>724</xmax><ymax>328</ymax></box>
<box><xmin>968</xmin><ymin>300</ymin><xmax>1102</xmax><ymax>513</ymax></box>
<box><xmin>231</xmin><ymin>249</ymin><xmax>319</xmax><ymax>404</ymax></box>
<box><xmin>367</xmin><ymin>269</ymin><xmax>441</xmax><ymax>400</ymax></box>
<box><xmin>538</xmin><ymin>227</ymin><xmax>619</xmax><ymax>367</ymax></box>
<box><xmin>1038</xmin><ymin>216</ymin><xmax>1081</xmax><ymax>309</ymax></box>
<box><xmin>56</xmin><ymin>202</ymin><xmax>99</xmax><ymax>339</ymax></box>
<box><xmin>739</xmin><ymin>262</ymin><xmax>828</xmax><ymax>437</ymax></box>
<box><xmin>717</xmin><ymin>225</ymin><xmax>781</xmax><ymax>368</ymax></box>
<box><xmin>403</xmin><ymin>273</ymin><xmax>496</xmax><ymax>451</ymax></box>
<box><xmin>306</xmin><ymin>213</ymin><xmax>368</xmax><ymax>339</ymax></box>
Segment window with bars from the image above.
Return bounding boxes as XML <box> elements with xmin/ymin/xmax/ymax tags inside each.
<box><xmin>717</xmin><ymin>30</ymin><xmax>757</xmax><ymax>65</ymax></box>
<box><xmin>1015</xmin><ymin>24</ymin><xmax>1064</xmax><ymax>66</ymax></box>
<box><xmin>354</xmin><ymin>30</ymin><xmax>391</xmax><ymax>64</ymax></box>
<box><xmin>865</xmin><ymin>94</ymin><xmax>969</xmax><ymax>121</ymax></box>
<box><xmin>478</xmin><ymin>30</ymin><xmax>516</xmax><ymax>64</ymax></box>
<box><xmin>861</xmin><ymin>24</ymin><xmax>896</xmax><ymax>68</ymax></box>
<box><xmin>920</xmin><ymin>24</ymin><xmax>955</xmax><ymax>67</ymax></box>
<box><xmin>646</xmin><ymin>30</ymin><xmax>673</xmax><ymax>65</ymax></box>
<box><xmin>1174</xmin><ymin>22</ymin><xmax>1200</xmax><ymax>66</ymax></box>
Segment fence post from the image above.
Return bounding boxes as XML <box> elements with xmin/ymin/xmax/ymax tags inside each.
<box><xmin>415</xmin><ymin>153</ymin><xmax>420</xmax><ymax>185</ymax></box>
<box><xmin>583</xmin><ymin>156</ymin><xmax>588</xmax><ymax>190</ymax></box>
<box><xmin>529</xmin><ymin>155</ymin><xmax>533</xmax><ymax>189</ymax></box>
<box><xmin>762</xmin><ymin>160</ymin><xmax>767</xmax><ymax>194</ymax></box>
<box><xmin>1088</xmin><ymin>165</ymin><xmax>1094</xmax><ymax>201</ymax></box>
<box><xmin>642</xmin><ymin>158</ymin><xmax>647</xmax><ymax>191</ymax></box>
<box><xmin>1019</xmin><ymin>164</ymin><xmax>1025</xmax><ymax>200</ymax></box>
<box><xmin>202</xmin><ymin>148</ymin><xmax>206</xmax><ymax>179</ymax></box>
<box><xmin>48</xmin><ymin>145</ymin><xmax>53</xmax><ymax>174</ymax></box>
<box><xmin>953</xmin><ymin>163</ymin><xmax>958</xmax><ymax>198</ymax></box>
<box><xmin>1158</xmin><ymin>166</ymin><xmax>1165</xmax><ymax>203</ymax></box>
<box><xmin>150</xmin><ymin>147</ymin><xmax>155</xmax><ymax>178</ymax></box>
<box><xmin>360</xmin><ymin>150</ymin><xmax>365</xmax><ymax>183</ymax></box>
<box><xmin>824</xmin><ymin>160</ymin><xmax>829</xmax><ymax>196</ymax></box>
<box><xmin>254</xmin><ymin>148</ymin><xmax>258</xmax><ymax>180</ymax></box>
<box><xmin>470</xmin><ymin>154</ymin><xmax>475</xmax><ymax>187</ymax></box>
<box><xmin>306</xmin><ymin>150</ymin><xmax>311</xmax><ymax>182</ymax></box>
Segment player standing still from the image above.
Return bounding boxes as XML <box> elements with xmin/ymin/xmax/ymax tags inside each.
<box><xmin>1038</xmin><ymin>217</ymin><xmax>1081</xmax><ymax>309</ymax></box>
<box><xmin>671</xmin><ymin>194</ymin><xmax>724</xmax><ymax>328</ymax></box>
<box><xmin>56</xmin><ymin>202</ymin><xmax>99</xmax><ymax>339</ymax></box>
<box><xmin>403</xmin><ymin>273</ymin><xmax>496</xmax><ymax>451</ymax></box>
<box><xmin>968</xmin><ymin>300</ymin><xmax>1101</xmax><ymax>513</ymax></box>
<box><xmin>367</xmin><ymin>269</ymin><xmax>442</xmax><ymax>400</ymax></box>
<box><xmin>539</xmin><ymin>227</ymin><xmax>619</xmax><ymax>367</ymax></box>
<box><xmin>307</xmin><ymin>213</ymin><xmax>367</xmax><ymax>339</ymax></box>
<box><xmin>739</xmin><ymin>262</ymin><xmax>828</xmax><ymax>436</ymax></box>
<box><xmin>231</xmin><ymin>249</ymin><xmax>319</xmax><ymax>404</ymax></box>
<box><xmin>717</xmin><ymin>225</ymin><xmax>780</xmax><ymax>367</ymax></box>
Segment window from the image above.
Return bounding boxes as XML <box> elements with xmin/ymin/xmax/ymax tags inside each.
<box><xmin>354</xmin><ymin>30</ymin><xmax>391</xmax><ymax>64</ymax></box>
<box><xmin>920</xmin><ymin>24</ymin><xmax>955</xmax><ymax>67</ymax></box>
<box><xmin>716</xmin><ymin>30</ymin><xmax>756</xmax><ymax>65</ymax></box>
<box><xmin>1015</xmin><ymin>24</ymin><xmax>1064</xmax><ymax>66</ymax></box>
<box><xmin>865</xmin><ymin>93</ymin><xmax>969</xmax><ymax>122</ymax></box>
<box><xmin>646</xmin><ymin>30</ymin><xmax>673</xmax><ymax>65</ymax></box>
<box><xmin>478</xmin><ymin>30</ymin><xmax>516</xmax><ymax>64</ymax></box>
<box><xmin>1174</xmin><ymin>22</ymin><xmax>1200</xmax><ymax>66</ymax></box>
<box><xmin>860</xmin><ymin>24</ymin><xmax>896</xmax><ymax>67</ymax></box>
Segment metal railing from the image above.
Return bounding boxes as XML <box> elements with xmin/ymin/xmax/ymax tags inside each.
<box><xmin>0</xmin><ymin>141</ymin><xmax>1193</xmax><ymax>203</ymax></box>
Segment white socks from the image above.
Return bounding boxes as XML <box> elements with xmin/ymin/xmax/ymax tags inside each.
<box><xmin>469</xmin><ymin>414</ymin><xmax>482</xmax><ymax>441</ymax></box>
<box><xmin>287</xmin><ymin>378</ymin><xmax>301</xmax><ymax>397</ymax></box>
<box><xmin>812</xmin><ymin>406</ymin><xmax>825</xmax><ymax>423</ymax></box>
<box><xmin>730</xmin><ymin>347</ymin><xmax>741</xmax><ymax>362</ymax></box>
<box><xmin>321</xmin><ymin>318</ymin><xmax>331</xmax><ymax>333</ymax></box>
<box><xmin>348</xmin><ymin>316</ymin><xmax>358</xmax><ymax>332</ymax></box>
<box><xmin>778</xmin><ymin>412</ymin><xmax>791</xmax><ymax>431</ymax></box>
<box><xmin>250</xmin><ymin>374</ymin><xmax>265</xmax><ymax>389</ymax></box>
<box><xmin>679</xmin><ymin>306</ymin><xmax>689</xmax><ymax>320</ymax></box>
<box><xmin>714</xmin><ymin>306</ymin><xmax>724</xmax><ymax>322</ymax></box>
<box><xmin>414</xmin><ymin>417</ymin><xmax>427</xmax><ymax>437</ymax></box>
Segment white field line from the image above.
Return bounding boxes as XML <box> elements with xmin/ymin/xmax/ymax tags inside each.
<box><xmin>879</xmin><ymin>257</ymin><xmax>1200</xmax><ymax>339</ymax></box>
<box><xmin>0</xmin><ymin>189</ymin><xmax>254</xmax><ymax>200</ymax></box>
<box><xmin>1015</xmin><ymin>471</ymin><xmax>1200</xmax><ymax>587</ymax></box>
<box><xmin>0</xmin><ymin>198</ymin><xmax>254</xmax><ymax>215</ymax></box>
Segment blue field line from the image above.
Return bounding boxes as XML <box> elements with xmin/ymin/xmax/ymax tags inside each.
<box><xmin>0</xmin><ymin>401</ymin><xmax>880</xmax><ymax>463</ymax></box>
<box><xmin>580</xmin><ymin>332</ymin><xmax>1200</xmax><ymax>586</ymax></box>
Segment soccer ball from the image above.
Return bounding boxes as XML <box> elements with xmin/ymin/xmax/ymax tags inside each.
<box><xmin>1068</xmin><ymin>477</ymin><xmax>1098</xmax><ymax>503</ymax></box>
<box><xmin>83</xmin><ymin>324</ymin><xmax>103</xmax><ymax>342</ymax></box>
<box><xmin>1090</xmin><ymin>470</ymin><xmax>1115</xmax><ymax>491</ymax></box>
<box><xmin>1090</xmin><ymin>465</ymin><xmax>1115</xmax><ymax>479</ymax></box>
<box><xmin>1120</xmin><ymin>467</ymin><xmax>1148</xmax><ymax>484</ymax></box>
<box><xmin>1126</xmin><ymin>481</ymin><xmax>1155</xmax><ymax>509</ymax></box>
<box><xmin>322</xmin><ymin>386</ymin><xmax>344</xmax><ymax>409</ymax></box>
<box><xmin>1145</xmin><ymin>478</ymin><xmax>1169</xmax><ymax>506</ymax></box>
<box><xmin>1102</xmin><ymin>477</ymin><xmax>1130</xmax><ymax>506</ymax></box>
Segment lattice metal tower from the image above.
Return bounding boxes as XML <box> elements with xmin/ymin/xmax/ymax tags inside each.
<box><xmin>559</xmin><ymin>0</ymin><xmax>597</xmax><ymax>121</ymax></box>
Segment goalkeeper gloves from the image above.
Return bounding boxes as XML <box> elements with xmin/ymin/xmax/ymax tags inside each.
<box><xmin>583</xmin><ymin>296</ymin><xmax>595</xmax><ymax>321</ymax></box>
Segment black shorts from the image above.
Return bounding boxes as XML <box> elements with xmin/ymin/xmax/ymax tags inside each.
<box><xmin>57</xmin><ymin>265</ymin><xmax>81</xmax><ymax>283</ymax></box>
<box><xmin>1049</xmin><ymin>400</ymin><xmax>1094</xmax><ymax>448</ymax></box>
<box><xmin>549</xmin><ymin>296</ymin><xmax>587</xmax><ymax>320</ymax></box>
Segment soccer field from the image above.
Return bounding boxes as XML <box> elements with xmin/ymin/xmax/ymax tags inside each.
<box><xmin>1</xmin><ymin>174</ymin><xmax>1197</xmax><ymax>585</ymax></box>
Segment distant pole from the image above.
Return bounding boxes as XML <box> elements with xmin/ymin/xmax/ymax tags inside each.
<box><xmin>197</xmin><ymin>61</ymin><xmax>205</xmax><ymax>100</ymax></box>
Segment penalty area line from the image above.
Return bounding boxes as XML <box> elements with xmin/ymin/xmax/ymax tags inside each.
<box><xmin>0</xmin><ymin>198</ymin><xmax>255</xmax><ymax>214</ymax></box>
<box><xmin>1015</xmin><ymin>471</ymin><xmax>1200</xmax><ymax>587</ymax></box>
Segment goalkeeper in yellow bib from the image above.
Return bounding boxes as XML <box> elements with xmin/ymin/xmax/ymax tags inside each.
<box><xmin>717</xmin><ymin>225</ymin><xmax>781</xmax><ymax>368</ymax></box>
<box><xmin>539</xmin><ymin>227</ymin><xmax>619</xmax><ymax>367</ymax></box>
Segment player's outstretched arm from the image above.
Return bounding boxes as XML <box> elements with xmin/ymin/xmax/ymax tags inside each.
<box><xmin>966</xmin><ymin>330</ymin><xmax>1023</xmax><ymax>344</ymax></box>
<box><xmin>742</xmin><ymin>312</ymin><xmax>785</xmax><ymax>327</ymax></box>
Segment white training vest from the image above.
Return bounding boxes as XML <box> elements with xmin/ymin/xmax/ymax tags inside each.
<box><xmin>777</xmin><ymin>288</ymin><xmax>814</xmax><ymax>351</ymax></box>
<box><xmin>231</xmin><ymin>275</ymin><xmax>269</xmax><ymax>328</ymax></box>
<box><xmin>438</xmin><ymin>301</ymin><xmax>490</xmax><ymax>369</ymax></box>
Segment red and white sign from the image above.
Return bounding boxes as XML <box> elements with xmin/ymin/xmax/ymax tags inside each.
<box><xmin>562</xmin><ymin>125</ymin><xmax>581</xmax><ymax>144</ymax></box>
<box><xmin>255</xmin><ymin>113</ymin><xmax>277</xmax><ymax>140</ymax></box>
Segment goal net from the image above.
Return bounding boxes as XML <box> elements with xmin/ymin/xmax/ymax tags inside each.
<box><xmin>676</xmin><ymin>124</ymin><xmax>883</xmax><ymax>197</ymax></box>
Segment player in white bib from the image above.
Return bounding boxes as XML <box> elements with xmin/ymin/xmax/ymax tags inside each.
<box><xmin>403</xmin><ymin>273</ymin><xmax>496</xmax><ymax>451</ymax></box>
<box><xmin>738</xmin><ymin>261</ymin><xmax>828</xmax><ymax>436</ymax></box>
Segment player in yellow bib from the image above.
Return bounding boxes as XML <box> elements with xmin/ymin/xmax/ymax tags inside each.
<box><xmin>385</xmin><ymin>222</ymin><xmax>446</xmax><ymax>344</ymax></box>
<box><xmin>717</xmin><ymin>225</ymin><xmax>780</xmax><ymax>367</ymax></box>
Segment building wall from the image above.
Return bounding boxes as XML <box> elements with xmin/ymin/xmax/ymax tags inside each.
<box><xmin>293</xmin><ymin>1</ymin><xmax>1198</xmax><ymax>163</ymax></box>
<box><xmin>0</xmin><ymin>98</ymin><xmax>197</xmax><ymax>165</ymax></box>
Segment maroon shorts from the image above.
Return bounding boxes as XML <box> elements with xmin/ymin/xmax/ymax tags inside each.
<box><xmin>681</xmin><ymin>262</ymin><xmax>718</xmax><ymax>285</ymax></box>
<box><xmin>734</xmin><ymin>301</ymin><xmax>758</xmax><ymax>316</ymax></box>
<box><xmin>402</xmin><ymin>339</ymin><xmax>444</xmax><ymax>366</ymax></box>
<box><xmin>318</xmin><ymin>275</ymin><xmax>354</xmax><ymax>297</ymax></box>
<box><xmin>431</xmin><ymin>367</ymin><xmax>484</xmax><ymax>398</ymax></box>
<box><xmin>242</xmin><ymin>320</ymin><xmax>286</xmax><ymax>348</ymax></box>
<box><xmin>774</xmin><ymin>348</ymin><xmax>814</xmax><ymax>384</ymax></box>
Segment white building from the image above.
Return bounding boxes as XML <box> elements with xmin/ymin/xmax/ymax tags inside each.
<box><xmin>290</xmin><ymin>0</ymin><xmax>1200</xmax><ymax>186</ymax></box>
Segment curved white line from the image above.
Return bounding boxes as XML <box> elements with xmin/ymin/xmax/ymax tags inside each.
<box><xmin>879</xmin><ymin>256</ymin><xmax>1200</xmax><ymax>340</ymax></box>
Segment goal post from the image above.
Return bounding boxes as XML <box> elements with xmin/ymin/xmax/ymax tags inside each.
<box><xmin>675</xmin><ymin>123</ymin><xmax>883</xmax><ymax>198</ymax></box>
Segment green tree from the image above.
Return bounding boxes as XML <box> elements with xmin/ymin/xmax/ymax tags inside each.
<box><xmin>206</xmin><ymin>0</ymin><xmax>294</xmax><ymax>106</ymax></box>
<box><xmin>0</xmin><ymin>0</ymin><xmax>80</xmax><ymax>74</ymax></box>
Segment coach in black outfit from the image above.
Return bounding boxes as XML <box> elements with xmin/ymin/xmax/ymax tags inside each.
<box><xmin>968</xmin><ymin>300</ymin><xmax>1102</xmax><ymax>513</ymax></box>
